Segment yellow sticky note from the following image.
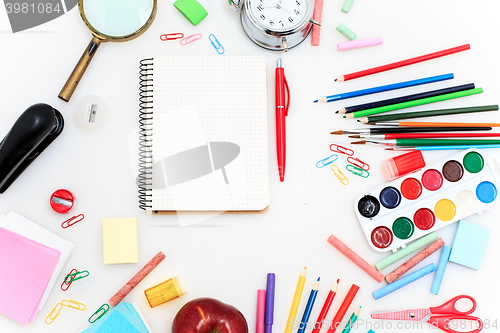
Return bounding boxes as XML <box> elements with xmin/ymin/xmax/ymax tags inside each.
<box><xmin>102</xmin><ymin>218</ymin><xmax>138</xmax><ymax>264</ymax></box>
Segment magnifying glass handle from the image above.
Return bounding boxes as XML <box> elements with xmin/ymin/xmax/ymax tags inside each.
<box><xmin>58</xmin><ymin>36</ymin><xmax>102</xmax><ymax>102</ymax></box>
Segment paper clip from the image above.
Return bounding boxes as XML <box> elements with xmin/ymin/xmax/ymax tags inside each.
<box><xmin>331</xmin><ymin>164</ymin><xmax>349</xmax><ymax>185</ymax></box>
<box><xmin>89</xmin><ymin>303</ymin><xmax>110</xmax><ymax>323</ymax></box>
<box><xmin>330</xmin><ymin>144</ymin><xmax>354</xmax><ymax>156</ymax></box>
<box><xmin>61</xmin><ymin>214</ymin><xmax>84</xmax><ymax>228</ymax></box>
<box><xmin>346</xmin><ymin>164</ymin><xmax>370</xmax><ymax>178</ymax></box>
<box><xmin>160</xmin><ymin>33</ymin><xmax>184</xmax><ymax>41</ymax></box>
<box><xmin>316</xmin><ymin>154</ymin><xmax>338</xmax><ymax>168</ymax></box>
<box><xmin>209</xmin><ymin>34</ymin><xmax>224</xmax><ymax>54</ymax></box>
<box><xmin>61</xmin><ymin>268</ymin><xmax>77</xmax><ymax>291</ymax></box>
<box><xmin>74</xmin><ymin>276</ymin><xmax>96</xmax><ymax>292</ymax></box>
<box><xmin>62</xmin><ymin>299</ymin><xmax>86</xmax><ymax>311</ymax></box>
<box><xmin>180</xmin><ymin>33</ymin><xmax>202</xmax><ymax>45</ymax></box>
<box><xmin>347</xmin><ymin>156</ymin><xmax>370</xmax><ymax>171</ymax></box>
<box><xmin>64</xmin><ymin>270</ymin><xmax>89</xmax><ymax>284</ymax></box>
<box><xmin>45</xmin><ymin>303</ymin><xmax>63</xmax><ymax>324</ymax></box>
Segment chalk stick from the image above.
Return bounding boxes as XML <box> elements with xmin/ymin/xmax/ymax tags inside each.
<box><xmin>311</xmin><ymin>0</ymin><xmax>324</xmax><ymax>46</ymax></box>
<box><xmin>341</xmin><ymin>0</ymin><xmax>354</xmax><ymax>13</ymax></box>
<box><xmin>431</xmin><ymin>246</ymin><xmax>452</xmax><ymax>295</ymax></box>
<box><xmin>375</xmin><ymin>232</ymin><xmax>438</xmax><ymax>271</ymax></box>
<box><xmin>336</xmin><ymin>23</ymin><xmax>356</xmax><ymax>41</ymax></box>
<box><xmin>338</xmin><ymin>37</ymin><xmax>383</xmax><ymax>51</ymax></box>
<box><xmin>385</xmin><ymin>238</ymin><xmax>444</xmax><ymax>283</ymax></box>
<box><xmin>372</xmin><ymin>263</ymin><xmax>436</xmax><ymax>300</ymax></box>
<box><xmin>327</xmin><ymin>235</ymin><xmax>384</xmax><ymax>282</ymax></box>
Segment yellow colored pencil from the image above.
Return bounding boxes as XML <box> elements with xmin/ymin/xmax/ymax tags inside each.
<box><xmin>285</xmin><ymin>267</ymin><xmax>307</xmax><ymax>333</ymax></box>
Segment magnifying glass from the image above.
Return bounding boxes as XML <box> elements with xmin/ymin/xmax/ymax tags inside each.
<box><xmin>58</xmin><ymin>0</ymin><xmax>157</xmax><ymax>102</ymax></box>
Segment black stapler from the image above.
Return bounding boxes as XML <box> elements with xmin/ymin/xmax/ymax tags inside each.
<box><xmin>0</xmin><ymin>103</ymin><xmax>64</xmax><ymax>194</ymax></box>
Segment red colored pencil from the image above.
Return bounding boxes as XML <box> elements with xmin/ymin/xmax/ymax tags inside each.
<box><xmin>352</xmin><ymin>132</ymin><xmax>500</xmax><ymax>140</ymax></box>
<box><xmin>326</xmin><ymin>284</ymin><xmax>359</xmax><ymax>333</ymax></box>
<box><xmin>311</xmin><ymin>279</ymin><xmax>339</xmax><ymax>333</ymax></box>
<box><xmin>335</xmin><ymin>44</ymin><xmax>470</xmax><ymax>82</ymax></box>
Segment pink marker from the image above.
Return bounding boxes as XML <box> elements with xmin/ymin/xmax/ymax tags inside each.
<box><xmin>337</xmin><ymin>37</ymin><xmax>383</xmax><ymax>51</ymax></box>
<box><xmin>257</xmin><ymin>290</ymin><xmax>266</xmax><ymax>333</ymax></box>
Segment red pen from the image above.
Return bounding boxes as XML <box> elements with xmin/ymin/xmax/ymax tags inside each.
<box><xmin>276</xmin><ymin>58</ymin><xmax>290</xmax><ymax>182</ymax></box>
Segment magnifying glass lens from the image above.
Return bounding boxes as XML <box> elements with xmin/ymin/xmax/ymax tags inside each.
<box><xmin>83</xmin><ymin>0</ymin><xmax>154</xmax><ymax>37</ymax></box>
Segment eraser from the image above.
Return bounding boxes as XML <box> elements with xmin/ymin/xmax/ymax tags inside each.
<box><xmin>174</xmin><ymin>0</ymin><xmax>208</xmax><ymax>26</ymax></box>
<box><xmin>431</xmin><ymin>245</ymin><xmax>452</xmax><ymax>295</ymax></box>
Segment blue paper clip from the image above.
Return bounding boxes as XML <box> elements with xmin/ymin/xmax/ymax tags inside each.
<box><xmin>346</xmin><ymin>164</ymin><xmax>369</xmax><ymax>178</ymax></box>
<box><xmin>316</xmin><ymin>154</ymin><xmax>338</xmax><ymax>168</ymax></box>
<box><xmin>209</xmin><ymin>34</ymin><xmax>224</xmax><ymax>54</ymax></box>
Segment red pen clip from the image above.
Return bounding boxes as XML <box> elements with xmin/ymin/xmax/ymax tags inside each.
<box><xmin>284</xmin><ymin>76</ymin><xmax>290</xmax><ymax>116</ymax></box>
<box><xmin>347</xmin><ymin>157</ymin><xmax>370</xmax><ymax>170</ymax></box>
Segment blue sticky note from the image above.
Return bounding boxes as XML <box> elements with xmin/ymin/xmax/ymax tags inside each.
<box><xmin>449</xmin><ymin>220</ymin><xmax>490</xmax><ymax>270</ymax></box>
<box><xmin>94</xmin><ymin>311</ymin><xmax>141</xmax><ymax>333</ymax></box>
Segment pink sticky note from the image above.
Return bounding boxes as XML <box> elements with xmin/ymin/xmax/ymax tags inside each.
<box><xmin>0</xmin><ymin>227</ymin><xmax>60</xmax><ymax>325</ymax></box>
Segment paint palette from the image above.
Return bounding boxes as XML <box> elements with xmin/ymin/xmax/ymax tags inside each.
<box><xmin>355</xmin><ymin>149</ymin><xmax>500</xmax><ymax>252</ymax></box>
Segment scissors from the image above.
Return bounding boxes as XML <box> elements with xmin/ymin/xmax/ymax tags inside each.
<box><xmin>371</xmin><ymin>295</ymin><xmax>483</xmax><ymax>333</ymax></box>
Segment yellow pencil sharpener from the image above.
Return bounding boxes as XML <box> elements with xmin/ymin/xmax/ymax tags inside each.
<box><xmin>144</xmin><ymin>277</ymin><xmax>184</xmax><ymax>308</ymax></box>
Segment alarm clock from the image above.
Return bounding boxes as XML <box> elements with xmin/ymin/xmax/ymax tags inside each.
<box><xmin>229</xmin><ymin>0</ymin><xmax>318</xmax><ymax>51</ymax></box>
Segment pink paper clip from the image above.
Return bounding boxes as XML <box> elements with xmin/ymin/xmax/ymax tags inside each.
<box><xmin>330</xmin><ymin>144</ymin><xmax>354</xmax><ymax>156</ymax></box>
<box><xmin>347</xmin><ymin>157</ymin><xmax>370</xmax><ymax>171</ymax></box>
<box><xmin>61</xmin><ymin>268</ymin><xmax>77</xmax><ymax>291</ymax></box>
<box><xmin>180</xmin><ymin>33</ymin><xmax>202</xmax><ymax>45</ymax></box>
<box><xmin>61</xmin><ymin>214</ymin><xmax>84</xmax><ymax>228</ymax></box>
<box><xmin>160</xmin><ymin>33</ymin><xmax>184</xmax><ymax>41</ymax></box>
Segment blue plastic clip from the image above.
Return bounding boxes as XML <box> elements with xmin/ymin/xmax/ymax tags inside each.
<box><xmin>209</xmin><ymin>34</ymin><xmax>224</xmax><ymax>54</ymax></box>
<box><xmin>316</xmin><ymin>154</ymin><xmax>338</xmax><ymax>168</ymax></box>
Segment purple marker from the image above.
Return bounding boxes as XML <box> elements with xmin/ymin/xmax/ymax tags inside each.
<box><xmin>264</xmin><ymin>273</ymin><xmax>275</xmax><ymax>333</ymax></box>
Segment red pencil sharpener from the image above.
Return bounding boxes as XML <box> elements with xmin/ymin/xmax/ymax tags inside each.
<box><xmin>50</xmin><ymin>189</ymin><xmax>74</xmax><ymax>213</ymax></box>
<box><xmin>385</xmin><ymin>150</ymin><xmax>426</xmax><ymax>181</ymax></box>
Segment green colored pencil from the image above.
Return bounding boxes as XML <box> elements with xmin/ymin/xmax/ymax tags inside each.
<box><xmin>358</xmin><ymin>105</ymin><xmax>499</xmax><ymax>124</ymax></box>
<box><xmin>355</xmin><ymin>138</ymin><xmax>500</xmax><ymax>146</ymax></box>
<box><xmin>344</xmin><ymin>88</ymin><xmax>483</xmax><ymax>118</ymax></box>
<box><xmin>341</xmin><ymin>306</ymin><xmax>361</xmax><ymax>333</ymax></box>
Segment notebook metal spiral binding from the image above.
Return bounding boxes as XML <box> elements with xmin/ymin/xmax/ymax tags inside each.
<box><xmin>138</xmin><ymin>58</ymin><xmax>154</xmax><ymax>210</ymax></box>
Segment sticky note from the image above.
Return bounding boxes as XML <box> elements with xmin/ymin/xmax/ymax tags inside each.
<box><xmin>174</xmin><ymin>0</ymin><xmax>208</xmax><ymax>26</ymax></box>
<box><xmin>102</xmin><ymin>218</ymin><xmax>139</xmax><ymax>264</ymax></box>
<box><xmin>81</xmin><ymin>303</ymin><xmax>150</xmax><ymax>333</ymax></box>
<box><xmin>449</xmin><ymin>220</ymin><xmax>490</xmax><ymax>270</ymax></box>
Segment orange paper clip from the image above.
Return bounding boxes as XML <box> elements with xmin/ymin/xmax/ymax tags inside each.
<box><xmin>330</xmin><ymin>144</ymin><xmax>354</xmax><ymax>156</ymax></box>
<box><xmin>160</xmin><ymin>33</ymin><xmax>184</xmax><ymax>41</ymax></box>
<box><xmin>62</xmin><ymin>299</ymin><xmax>86</xmax><ymax>311</ymax></box>
<box><xmin>89</xmin><ymin>303</ymin><xmax>110</xmax><ymax>323</ymax></box>
<box><xmin>45</xmin><ymin>303</ymin><xmax>63</xmax><ymax>325</ymax></box>
<box><xmin>61</xmin><ymin>268</ymin><xmax>77</xmax><ymax>291</ymax></box>
<box><xmin>61</xmin><ymin>214</ymin><xmax>84</xmax><ymax>228</ymax></box>
<box><xmin>347</xmin><ymin>157</ymin><xmax>370</xmax><ymax>170</ymax></box>
<box><xmin>331</xmin><ymin>164</ymin><xmax>349</xmax><ymax>185</ymax></box>
<box><xmin>180</xmin><ymin>33</ymin><xmax>202</xmax><ymax>45</ymax></box>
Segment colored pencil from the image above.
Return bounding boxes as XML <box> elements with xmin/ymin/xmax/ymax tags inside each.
<box><xmin>326</xmin><ymin>284</ymin><xmax>359</xmax><ymax>333</ymax></box>
<box><xmin>297</xmin><ymin>278</ymin><xmax>320</xmax><ymax>333</ymax></box>
<box><xmin>341</xmin><ymin>306</ymin><xmax>361</xmax><ymax>333</ymax></box>
<box><xmin>349</xmin><ymin>132</ymin><xmax>500</xmax><ymax>140</ymax></box>
<box><xmin>284</xmin><ymin>268</ymin><xmax>307</xmax><ymax>333</ymax></box>
<box><xmin>330</xmin><ymin>127</ymin><xmax>492</xmax><ymax>135</ymax></box>
<box><xmin>369</xmin><ymin>121</ymin><xmax>500</xmax><ymax>127</ymax></box>
<box><xmin>345</xmin><ymin>88</ymin><xmax>483</xmax><ymax>118</ymax></box>
<box><xmin>315</xmin><ymin>73</ymin><xmax>453</xmax><ymax>103</ymax></box>
<box><xmin>358</xmin><ymin>105</ymin><xmax>499</xmax><ymax>123</ymax></box>
<box><xmin>311</xmin><ymin>280</ymin><xmax>339</xmax><ymax>333</ymax></box>
<box><xmin>335</xmin><ymin>44</ymin><xmax>470</xmax><ymax>81</ymax></box>
<box><xmin>338</xmin><ymin>83</ymin><xmax>475</xmax><ymax>114</ymax></box>
<box><xmin>386</xmin><ymin>145</ymin><xmax>500</xmax><ymax>151</ymax></box>
<box><xmin>353</xmin><ymin>139</ymin><xmax>500</xmax><ymax>146</ymax></box>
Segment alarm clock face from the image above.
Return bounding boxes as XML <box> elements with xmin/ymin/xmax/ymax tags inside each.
<box><xmin>248</xmin><ymin>0</ymin><xmax>309</xmax><ymax>32</ymax></box>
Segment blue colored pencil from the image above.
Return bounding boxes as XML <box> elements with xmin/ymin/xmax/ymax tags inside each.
<box><xmin>314</xmin><ymin>73</ymin><xmax>453</xmax><ymax>103</ymax></box>
<box><xmin>387</xmin><ymin>145</ymin><xmax>500</xmax><ymax>151</ymax></box>
<box><xmin>297</xmin><ymin>278</ymin><xmax>320</xmax><ymax>333</ymax></box>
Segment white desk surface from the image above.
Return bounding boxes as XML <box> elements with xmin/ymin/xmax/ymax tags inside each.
<box><xmin>1</xmin><ymin>1</ymin><xmax>500</xmax><ymax>332</ymax></box>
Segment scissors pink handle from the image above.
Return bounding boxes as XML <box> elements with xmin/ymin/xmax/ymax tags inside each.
<box><xmin>430</xmin><ymin>295</ymin><xmax>477</xmax><ymax>315</ymax></box>
<box><xmin>428</xmin><ymin>315</ymin><xmax>483</xmax><ymax>333</ymax></box>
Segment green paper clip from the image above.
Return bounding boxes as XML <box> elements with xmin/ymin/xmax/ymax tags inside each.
<box><xmin>64</xmin><ymin>270</ymin><xmax>89</xmax><ymax>284</ymax></box>
<box><xmin>88</xmin><ymin>303</ymin><xmax>110</xmax><ymax>323</ymax></box>
<box><xmin>346</xmin><ymin>164</ymin><xmax>369</xmax><ymax>178</ymax></box>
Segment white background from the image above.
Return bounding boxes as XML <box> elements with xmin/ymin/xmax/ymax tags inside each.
<box><xmin>1</xmin><ymin>1</ymin><xmax>500</xmax><ymax>332</ymax></box>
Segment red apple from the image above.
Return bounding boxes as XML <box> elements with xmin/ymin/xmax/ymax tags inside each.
<box><xmin>172</xmin><ymin>297</ymin><xmax>248</xmax><ymax>333</ymax></box>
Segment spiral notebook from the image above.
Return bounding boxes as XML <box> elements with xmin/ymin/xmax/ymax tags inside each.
<box><xmin>138</xmin><ymin>56</ymin><xmax>269</xmax><ymax>214</ymax></box>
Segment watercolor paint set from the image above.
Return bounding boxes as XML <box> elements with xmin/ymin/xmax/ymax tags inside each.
<box><xmin>354</xmin><ymin>149</ymin><xmax>500</xmax><ymax>252</ymax></box>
